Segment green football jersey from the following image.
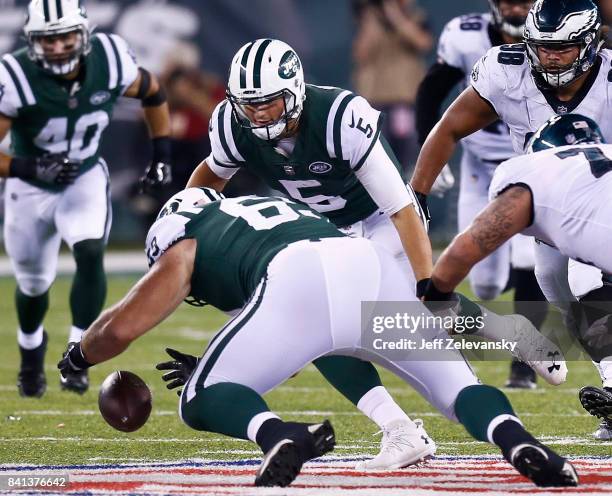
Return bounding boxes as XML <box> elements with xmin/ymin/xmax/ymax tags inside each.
<box><xmin>0</xmin><ymin>33</ymin><xmax>139</xmax><ymax>190</ymax></box>
<box><xmin>208</xmin><ymin>84</ymin><xmax>403</xmax><ymax>228</ymax></box>
<box><xmin>145</xmin><ymin>190</ymin><xmax>345</xmax><ymax>312</ymax></box>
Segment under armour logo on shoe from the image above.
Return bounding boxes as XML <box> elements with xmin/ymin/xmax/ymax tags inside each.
<box><xmin>548</xmin><ymin>351</ymin><xmax>561</xmax><ymax>373</ymax></box>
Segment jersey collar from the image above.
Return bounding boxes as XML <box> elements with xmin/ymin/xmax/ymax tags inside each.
<box><xmin>538</xmin><ymin>56</ymin><xmax>602</xmax><ymax>115</ymax></box>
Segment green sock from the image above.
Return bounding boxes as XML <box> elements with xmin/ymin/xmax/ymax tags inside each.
<box><xmin>181</xmin><ymin>382</ymin><xmax>270</xmax><ymax>439</ymax></box>
<box><xmin>70</xmin><ymin>239</ymin><xmax>106</xmax><ymax>329</ymax></box>
<box><xmin>454</xmin><ymin>384</ymin><xmax>517</xmax><ymax>442</ymax></box>
<box><xmin>313</xmin><ymin>355</ymin><xmax>382</xmax><ymax>406</ymax></box>
<box><xmin>15</xmin><ymin>288</ymin><xmax>48</xmax><ymax>333</ymax></box>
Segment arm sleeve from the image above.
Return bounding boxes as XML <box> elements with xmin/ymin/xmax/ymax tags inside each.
<box><xmin>354</xmin><ymin>136</ymin><xmax>414</xmax><ymax>216</ymax></box>
<box><xmin>415</xmin><ymin>62</ymin><xmax>465</xmax><ymax>145</ymax></box>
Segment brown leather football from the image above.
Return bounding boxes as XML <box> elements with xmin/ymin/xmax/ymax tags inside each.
<box><xmin>98</xmin><ymin>371</ymin><xmax>152</xmax><ymax>432</ymax></box>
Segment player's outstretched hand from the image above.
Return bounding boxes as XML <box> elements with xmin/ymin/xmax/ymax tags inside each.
<box><xmin>156</xmin><ymin>347</ymin><xmax>198</xmax><ymax>396</ymax></box>
<box><xmin>139</xmin><ymin>161</ymin><xmax>172</xmax><ymax>193</ymax></box>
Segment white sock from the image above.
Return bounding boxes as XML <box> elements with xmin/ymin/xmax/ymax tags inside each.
<box><xmin>357</xmin><ymin>386</ymin><xmax>410</xmax><ymax>429</ymax></box>
<box><xmin>247</xmin><ymin>412</ymin><xmax>281</xmax><ymax>443</ymax></box>
<box><xmin>594</xmin><ymin>357</ymin><xmax>612</xmax><ymax>388</ymax></box>
<box><xmin>69</xmin><ymin>326</ymin><xmax>85</xmax><ymax>343</ymax></box>
<box><xmin>17</xmin><ymin>325</ymin><xmax>44</xmax><ymax>350</ymax></box>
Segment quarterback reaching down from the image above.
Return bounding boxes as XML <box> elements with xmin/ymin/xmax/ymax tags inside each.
<box><xmin>58</xmin><ymin>187</ymin><xmax>578</xmax><ymax>488</ymax></box>
<box><xmin>0</xmin><ymin>0</ymin><xmax>172</xmax><ymax>397</ymax></box>
<box><xmin>186</xmin><ymin>37</ymin><xmax>435</xmax><ymax>470</ymax></box>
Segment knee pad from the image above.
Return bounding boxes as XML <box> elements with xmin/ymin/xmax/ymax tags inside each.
<box><xmin>16</xmin><ymin>274</ymin><xmax>53</xmax><ymax>297</ymax></box>
<box><xmin>472</xmin><ymin>284</ymin><xmax>502</xmax><ymax>301</ymax></box>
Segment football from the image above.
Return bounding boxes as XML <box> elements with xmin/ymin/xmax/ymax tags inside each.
<box><xmin>98</xmin><ymin>371</ymin><xmax>152</xmax><ymax>432</ymax></box>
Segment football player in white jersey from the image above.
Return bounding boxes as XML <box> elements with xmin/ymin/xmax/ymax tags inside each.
<box><xmin>423</xmin><ymin>113</ymin><xmax>612</xmax><ymax>442</ymax></box>
<box><xmin>416</xmin><ymin>0</ymin><xmax>545</xmax><ymax>389</ymax></box>
<box><xmin>411</xmin><ymin>0</ymin><xmax>612</xmax><ymax>435</ymax></box>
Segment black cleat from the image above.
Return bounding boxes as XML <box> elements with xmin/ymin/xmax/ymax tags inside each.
<box><xmin>509</xmin><ymin>442</ymin><xmax>579</xmax><ymax>487</ymax></box>
<box><xmin>255</xmin><ymin>420</ymin><xmax>335</xmax><ymax>487</ymax></box>
<box><xmin>17</xmin><ymin>331</ymin><xmax>48</xmax><ymax>398</ymax></box>
<box><xmin>60</xmin><ymin>368</ymin><xmax>89</xmax><ymax>394</ymax></box>
<box><xmin>579</xmin><ymin>386</ymin><xmax>612</xmax><ymax>439</ymax></box>
<box><xmin>505</xmin><ymin>359</ymin><xmax>537</xmax><ymax>389</ymax></box>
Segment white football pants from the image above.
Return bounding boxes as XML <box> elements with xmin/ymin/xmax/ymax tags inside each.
<box><xmin>3</xmin><ymin>160</ymin><xmax>111</xmax><ymax>296</ymax></box>
<box><xmin>183</xmin><ymin>237</ymin><xmax>479</xmax><ymax>421</ymax></box>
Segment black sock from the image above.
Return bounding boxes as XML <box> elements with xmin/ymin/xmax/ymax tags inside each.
<box><xmin>70</xmin><ymin>239</ymin><xmax>107</xmax><ymax>329</ymax></box>
<box><xmin>15</xmin><ymin>288</ymin><xmax>48</xmax><ymax>333</ymax></box>
<box><xmin>255</xmin><ymin>418</ymin><xmax>287</xmax><ymax>453</ymax></box>
<box><xmin>513</xmin><ymin>268</ymin><xmax>548</xmax><ymax>329</ymax></box>
<box><xmin>492</xmin><ymin>419</ymin><xmax>538</xmax><ymax>460</ymax></box>
<box><xmin>19</xmin><ymin>331</ymin><xmax>47</xmax><ymax>372</ymax></box>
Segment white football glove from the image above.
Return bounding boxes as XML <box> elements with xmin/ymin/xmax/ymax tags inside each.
<box><xmin>430</xmin><ymin>164</ymin><xmax>455</xmax><ymax>198</ymax></box>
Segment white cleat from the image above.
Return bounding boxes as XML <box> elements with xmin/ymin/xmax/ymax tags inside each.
<box><xmin>355</xmin><ymin>419</ymin><xmax>436</xmax><ymax>470</ymax></box>
<box><xmin>505</xmin><ymin>314</ymin><xmax>568</xmax><ymax>386</ymax></box>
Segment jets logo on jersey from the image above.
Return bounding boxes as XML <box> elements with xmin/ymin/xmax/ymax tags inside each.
<box><xmin>90</xmin><ymin>91</ymin><xmax>111</xmax><ymax>106</ymax></box>
<box><xmin>278</xmin><ymin>50</ymin><xmax>300</xmax><ymax>79</ymax></box>
<box><xmin>309</xmin><ymin>161</ymin><xmax>333</xmax><ymax>174</ymax></box>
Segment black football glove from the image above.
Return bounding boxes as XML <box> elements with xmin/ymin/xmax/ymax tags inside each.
<box><xmin>57</xmin><ymin>342</ymin><xmax>93</xmax><ymax>379</ymax></box>
<box><xmin>156</xmin><ymin>347</ymin><xmax>198</xmax><ymax>396</ymax></box>
<box><xmin>10</xmin><ymin>153</ymin><xmax>81</xmax><ymax>185</ymax></box>
<box><xmin>139</xmin><ymin>161</ymin><xmax>172</xmax><ymax>193</ymax></box>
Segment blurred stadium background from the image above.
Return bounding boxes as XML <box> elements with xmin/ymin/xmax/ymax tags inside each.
<box><xmin>0</xmin><ymin>0</ymin><xmax>484</xmax><ymax>248</ymax></box>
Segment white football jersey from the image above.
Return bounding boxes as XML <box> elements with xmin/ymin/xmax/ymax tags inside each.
<box><xmin>437</xmin><ymin>13</ymin><xmax>514</xmax><ymax>162</ymax></box>
<box><xmin>472</xmin><ymin>46</ymin><xmax>612</xmax><ymax>153</ymax></box>
<box><xmin>489</xmin><ymin>144</ymin><xmax>612</xmax><ymax>274</ymax></box>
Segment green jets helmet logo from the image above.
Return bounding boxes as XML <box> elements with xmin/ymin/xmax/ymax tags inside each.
<box><xmin>279</xmin><ymin>50</ymin><xmax>300</xmax><ymax>79</ymax></box>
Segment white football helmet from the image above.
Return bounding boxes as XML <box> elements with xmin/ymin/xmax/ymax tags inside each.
<box><xmin>488</xmin><ymin>0</ymin><xmax>533</xmax><ymax>39</ymax></box>
<box><xmin>23</xmin><ymin>0</ymin><xmax>91</xmax><ymax>75</ymax></box>
<box><xmin>155</xmin><ymin>187</ymin><xmax>225</xmax><ymax>222</ymax></box>
<box><xmin>524</xmin><ymin>0</ymin><xmax>602</xmax><ymax>88</ymax></box>
<box><xmin>226</xmin><ymin>39</ymin><xmax>306</xmax><ymax>141</ymax></box>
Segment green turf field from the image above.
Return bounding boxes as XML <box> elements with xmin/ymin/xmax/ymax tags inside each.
<box><xmin>0</xmin><ymin>275</ymin><xmax>609</xmax><ymax>466</ymax></box>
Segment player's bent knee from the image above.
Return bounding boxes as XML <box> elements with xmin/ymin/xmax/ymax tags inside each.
<box><xmin>72</xmin><ymin>238</ymin><xmax>105</xmax><ymax>265</ymax></box>
<box><xmin>472</xmin><ymin>284</ymin><xmax>503</xmax><ymax>301</ymax></box>
<box><xmin>16</xmin><ymin>274</ymin><xmax>54</xmax><ymax>297</ymax></box>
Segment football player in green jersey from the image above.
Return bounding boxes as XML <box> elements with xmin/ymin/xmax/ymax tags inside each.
<box><xmin>185</xmin><ymin>37</ymin><xmax>436</xmax><ymax>469</ymax></box>
<box><xmin>0</xmin><ymin>0</ymin><xmax>172</xmax><ymax>397</ymax></box>
<box><xmin>58</xmin><ymin>187</ymin><xmax>578</xmax><ymax>488</ymax></box>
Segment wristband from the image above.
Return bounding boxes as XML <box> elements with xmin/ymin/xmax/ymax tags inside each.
<box><xmin>151</xmin><ymin>136</ymin><xmax>172</xmax><ymax>164</ymax></box>
<box><xmin>423</xmin><ymin>279</ymin><xmax>454</xmax><ymax>302</ymax></box>
<box><xmin>68</xmin><ymin>342</ymin><xmax>93</xmax><ymax>370</ymax></box>
<box><xmin>8</xmin><ymin>156</ymin><xmax>35</xmax><ymax>180</ymax></box>
<box><xmin>416</xmin><ymin>278</ymin><xmax>430</xmax><ymax>299</ymax></box>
